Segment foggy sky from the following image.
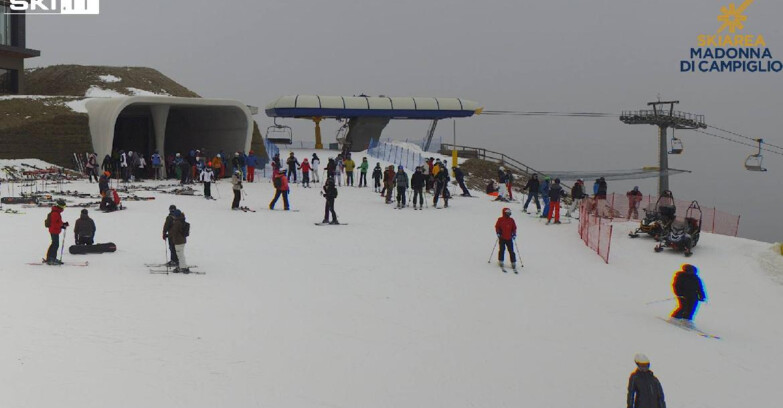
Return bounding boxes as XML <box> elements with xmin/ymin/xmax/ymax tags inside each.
<box><xmin>25</xmin><ymin>0</ymin><xmax>782</xmax><ymax>242</ymax></box>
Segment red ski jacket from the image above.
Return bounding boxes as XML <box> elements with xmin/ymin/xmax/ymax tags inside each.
<box><xmin>48</xmin><ymin>206</ymin><xmax>64</xmax><ymax>235</ymax></box>
<box><xmin>495</xmin><ymin>216</ymin><xmax>517</xmax><ymax>240</ymax></box>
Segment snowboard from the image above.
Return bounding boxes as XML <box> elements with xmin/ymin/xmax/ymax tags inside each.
<box><xmin>314</xmin><ymin>222</ymin><xmax>348</xmax><ymax>226</ymax></box>
<box><xmin>69</xmin><ymin>243</ymin><xmax>117</xmax><ymax>255</ymax></box>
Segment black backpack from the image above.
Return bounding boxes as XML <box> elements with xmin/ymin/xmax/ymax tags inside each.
<box><xmin>273</xmin><ymin>176</ymin><xmax>282</xmax><ymax>189</ymax></box>
<box><xmin>44</xmin><ymin>212</ymin><xmax>52</xmax><ymax>228</ymax></box>
<box><xmin>183</xmin><ymin>221</ymin><xmax>190</xmax><ymax>237</ymax></box>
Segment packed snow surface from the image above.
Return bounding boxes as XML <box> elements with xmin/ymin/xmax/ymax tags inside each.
<box><xmin>0</xmin><ymin>150</ymin><xmax>781</xmax><ymax>407</ymax></box>
<box><xmin>98</xmin><ymin>75</ymin><xmax>122</xmax><ymax>83</ymax></box>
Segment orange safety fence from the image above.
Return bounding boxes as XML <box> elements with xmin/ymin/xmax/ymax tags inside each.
<box><xmin>578</xmin><ymin>200</ymin><xmax>613</xmax><ymax>263</ymax></box>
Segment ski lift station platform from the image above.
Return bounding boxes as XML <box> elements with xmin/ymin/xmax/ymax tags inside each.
<box><xmin>265</xmin><ymin>95</ymin><xmax>482</xmax><ymax>151</ymax></box>
<box><xmin>85</xmin><ymin>96</ymin><xmax>254</xmax><ymax>170</ymax></box>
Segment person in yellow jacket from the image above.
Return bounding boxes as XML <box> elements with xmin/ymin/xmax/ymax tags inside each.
<box><xmin>343</xmin><ymin>155</ymin><xmax>356</xmax><ymax>187</ymax></box>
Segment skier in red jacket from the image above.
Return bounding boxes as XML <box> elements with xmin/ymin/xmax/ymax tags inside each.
<box><xmin>494</xmin><ymin>207</ymin><xmax>518</xmax><ymax>270</ymax></box>
<box><xmin>45</xmin><ymin>199</ymin><xmax>69</xmax><ymax>265</ymax></box>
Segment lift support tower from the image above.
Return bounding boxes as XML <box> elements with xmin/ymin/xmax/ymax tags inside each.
<box><xmin>620</xmin><ymin>101</ymin><xmax>706</xmax><ymax>195</ymax></box>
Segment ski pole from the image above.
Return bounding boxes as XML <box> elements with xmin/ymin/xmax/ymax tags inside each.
<box><xmin>645</xmin><ymin>297</ymin><xmax>676</xmax><ymax>305</ymax></box>
<box><xmin>59</xmin><ymin>228</ymin><xmax>67</xmax><ymax>262</ymax></box>
<box><xmin>513</xmin><ymin>237</ymin><xmax>523</xmax><ymax>266</ymax></box>
<box><xmin>487</xmin><ymin>238</ymin><xmax>499</xmax><ymax>263</ymax></box>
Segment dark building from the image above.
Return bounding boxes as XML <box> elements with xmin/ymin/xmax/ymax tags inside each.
<box><xmin>0</xmin><ymin>1</ymin><xmax>40</xmax><ymax>94</ymax></box>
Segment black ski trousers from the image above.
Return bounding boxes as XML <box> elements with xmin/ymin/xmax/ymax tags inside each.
<box><xmin>397</xmin><ymin>187</ymin><xmax>407</xmax><ymax>206</ymax></box>
<box><xmin>672</xmin><ymin>297</ymin><xmax>699</xmax><ymax>320</ymax></box>
<box><xmin>324</xmin><ymin>198</ymin><xmax>337</xmax><ymax>222</ymax></box>
<box><xmin>46</xmin><ymin>233</ymin><xmax>60</xmax><ymax>261</ymax></box>
<box><xmin>374</xmin><ymin>177</ymin><xmax>381</xmax><ymax>191</ymax></box>
<box><xmin>498</xmin><ymin>239</ymin><xmax>516</xmax><ymax>263</ymax></box>
<box><xmin>359</xmin><ymin>172</ymin><xmax>367</xmax><ymax>187</ymax></box>
<box><xmin>433</xmin><ymin>183</ymin><xmax>449</xmax><ymax>207</ymax></box>
<box><xmin>232</xmin><ymin>189</ymin><xmax>241</xmax><ymax>209</ymax></box>
<box><xmin>412</xmin><ymin>188</ymin><xmax>424</xmax><ymax>206</ymax></box>
<box><xmin>168</xmin><ymin>237</ymin><xmax>179</xmax><ymax>263</ymax></box>
<box><xmin>203</xmin><ymin>182</ymin><xmax>211</xmax><ymax>198</ymax></box>
<box><xmin>346</xmin><ymin>171</ymin><xmax>354</xmax><ymax>186</ymax></box>
<box><xmin>458</xmin><ymin>179</ymin><xmax>470</xmax><ymax>195</ymax></box>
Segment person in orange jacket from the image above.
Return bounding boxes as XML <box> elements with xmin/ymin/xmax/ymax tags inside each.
<box><xmin>270</xmin><ymin>169</ymin><xmax>291</xmax><ymax>210</ymax></box>
<box><xmin>299</xmin><ymin>158</ymin><xmax>312</xmax><ymax>188</ymax></box>
<box><xmin>494</xmin><ymin>207</ymin><xmax>518</xmax><ymax>270</ymax></box>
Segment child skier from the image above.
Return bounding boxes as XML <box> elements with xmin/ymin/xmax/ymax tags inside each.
<box><xmin>45</xmin><ymin>199</ymin><xmax>69</xmax><ymax>265</ymax></box>
<box><xmin>372</xmin><ymin>163</ymin><xmax>383</xmax><ymax>192</ymax></box>
<box><xmin>200</xmin><ymin>163</ymin><xmax>215</xmax><ymax>199</ymax></box>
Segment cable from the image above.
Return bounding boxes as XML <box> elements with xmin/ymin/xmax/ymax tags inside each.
<box><xmin>690</xmin><ymin>129</ymin><xmax>783</xmax><ymax>157</ymax></box>
<box><xmin>482</xmin><ymin>110</ymin><xmax>619</xmax><ymax>118</ymax></box>
<box><xmin>707</xmin><ymin>125</ymin><xmax>783</xmax><ymax>152</ymax></box>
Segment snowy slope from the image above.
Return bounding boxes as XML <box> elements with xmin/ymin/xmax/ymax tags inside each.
<box><xmin>1</xmin><ymin>149</ymin><xmax>781</xmax><ymax>408</ymax></box>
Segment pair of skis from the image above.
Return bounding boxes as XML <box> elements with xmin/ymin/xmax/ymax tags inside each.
<box><xmin>27</xmin><ymin>259</ymin><xmax>89</xmax><ymax>267</ymax></box>
<box><xmin>145</xmin><ymin>263</ymin><xmax>205</xmax><ymax>275</ymax></box>
<box><xmin>657</xmin><ymin>317</ymin><xmax>721</xmax><ymax>340</ymax></box>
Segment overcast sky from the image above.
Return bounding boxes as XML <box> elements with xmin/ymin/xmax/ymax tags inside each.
<box><xmin>27</xmin><ymin>0</ymin><xmax>783</xmax><ymax>242</ymax></box>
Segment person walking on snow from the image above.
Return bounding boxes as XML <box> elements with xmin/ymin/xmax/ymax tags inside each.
<box><xmin>358</xmin><ymin>157</ymin><xmax>369</xmax><ymax>187</ymax></box>
<box><xmin>270</xmin><ymin>169</ymin><xmax>291</xmax><ymax>210</ymax></box>
<box><xmin>321</xmin><ymin>178</ymin><xmax>339</xmax><ymax>224</ymax></box>
<box><xmin>546</xmin><ymin>178</ymin><xmax>564</xmax><ymax>224</ymax></box>
<box><xmin>299</xmin><ymin>158</ymin><xmax>312</xmax><ymax>188</ymax></box>
<box><xmin>231</xmin><ymin>170</ymin><xmax>243</xmax><ymax>210</ymax></box>
<box><xmin>200</xmin><ymin>163</ymin><xmax>215</xmax><ymax>199</ymax></box>
<box><xmin>670</xmin><ymin>264</ymin><xmax>706</xmax><ymax>327</ymax></box>
<box><xmin>372</xmin><ymin>163</ymin><xmax>383</xmax><ymax>192</ymax></box>
<box><xmin>151</xmin><ymin>151</ymin><xmax>162</xmax><ymax>179</ymax></box>
<box><xmin>45</xmin><ymin>199</ymin><xmax>69</xmax><ymax>265</ymax></box>
<box><xmin>394</xmin><ymin>165</ymin><xmax>409</xmax><ymax>208</ymax></box>
<box><xmin>311</xmin><ymin>153</ymin><xmax>321</xmax><ymax>183</ymax></box>
<box><xmin>494</xmin><ymin>208</ymin><xmax>518</xmax><ymax>270</ymax></box>
<box><xmin>522</xmin><ymin>174</ymin><xmax>541</xmax><ymax>213</ymax></box>
<box><xmin>411</xmin><ymin>166</ymin><xmax>426</xmax><ymax>209</ymax></box>
<box><xmin>627</xmin><ymin>186</ymin><xmax>643</xmax><ymax>219</ymax></box>
<box><xmin>74</xmin><ymin>209</ymin><xmax>96</xmax><ymax>245</ymax></box>
<box><xmin>162</xmin><ymin>205</ymin><xmax>179</xmax><ymax>267</ymax></box>
<box><xmin>627</xmin><ymin>353</ymin><xmax>666</xmax><ymax>408</ymax></box>
<box><xmin>453</xmin><ymin>166</ymin><xmax>471</xmax><ymax>196</ymax></box>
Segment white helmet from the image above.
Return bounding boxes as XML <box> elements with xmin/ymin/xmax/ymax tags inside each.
<box><xmin>499</xmin><ymin>166</ymin><xmax>505</xmax><ymax>171</ymax></box>
<box><xmin>634</xmin><ymin>353</ymin><xmax>650</xmax><ymax>365</ymax></box>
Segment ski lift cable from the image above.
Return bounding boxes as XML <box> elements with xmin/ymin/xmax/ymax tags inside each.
<box><xmin>706</xmin><ymin>124</ymin><xmax>783</xmax><ymax>152</ymax></box>
<box><xmin>691</xmin><ymin>129</ymin><xmax>783</xmax><ymax>157</ymax></box>
<box><xmin>481</xmin><ymin>110</ymin><xmax>620</xmax><ymax>118</ymax></box>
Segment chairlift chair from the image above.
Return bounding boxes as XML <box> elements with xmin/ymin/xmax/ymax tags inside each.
<box><xmin>669</xmin><ymin>134</ymin><xmax>684</xmax><ymax>155</ymax></box>
<box><xmin>744</xmin><ymin>138</ymin><xmax>767</xmax><ymax>172</ymax></box>
<box><xmin>335</xmin><ymin>121</ymin><xmax>349</xmax><ymax>144</ymax></box>
<box><xmin>265</xmin><ymin>118</ymin><xmax>293</xmax><ymax>145</ymax></box>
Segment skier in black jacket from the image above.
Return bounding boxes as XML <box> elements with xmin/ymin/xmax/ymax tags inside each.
<box><xmin>372</xmin><ymin>163</ymin><xmax>383</xmax><ymax>192</ymax></box>
<box><xmin>433</xmin><ymin>168</ymin><xmax>450</xmax><ymax>208</ymax></box>
<box><xmin>627</xmin><ymin>353</ymin><xmax>666</xmax><ymax>408</ymax></box>
<box><xmin>670</xmin><ymin>264</ymin><xmax>706</xmax><ymax>325</ymax></box>
<box><xmin>410</xmin><ymin>167</ymin><xmax>426</xmax><ymax>209</ymax></box>
<box><xmin>522</xmin><ymin>174</ymin><xmax>541</xmax><ymax>213</ymax></box>
<box><xmin>321</xmin><ymin>178</ymin><xmax>339</xmax><ymax>224</ymax></box>
<box><xmin>453</xmin><ymin>166</ymin><xmax>471</xmax><ymax>196</ymax></box>
<box><xmin>74</xmin><ymin>209</ymin><xmax>96</xmax><ymax>245</ymax></box>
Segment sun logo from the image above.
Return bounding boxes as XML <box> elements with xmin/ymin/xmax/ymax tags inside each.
<box><xmin>717</xmin><ymin>0</ymin><xmax>754</xmax><ymax>33</ymax></box>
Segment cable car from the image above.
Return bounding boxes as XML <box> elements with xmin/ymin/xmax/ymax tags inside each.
<box><xmin>744</xmin><ymin>139</ymin><xmax>767</xmax><ymax>172</ymax></box>
<box><xmin>335</xmin><ymin>121</ymin><xmax>349</xmax><ymax>144</ymax></box>
<box><xmin>669</xmin><ymin>134</ymin><xmax>683</xmax><ymax>155</ymax></box>
<box><xmin>265</xmin><ymin>118</ymin><xmax>293</xmax><ymax>145</ymax></box>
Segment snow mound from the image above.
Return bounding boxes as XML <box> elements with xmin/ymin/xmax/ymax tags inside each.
<box><xmin>98</xmin><ymin>75</ymin><xmax>121</xmax><ymax>83</ymax></box>
<box><xmin>84</xmin><ymin>86</ymin><xmax>126</xmax><ymax>98</ymax></box>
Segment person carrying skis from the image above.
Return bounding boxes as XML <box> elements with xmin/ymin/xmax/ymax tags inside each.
<box><xmin>200</xmin><ymin>163</ymin><xmax>215</xmax><ymax>199</ymax></box>
<box><xmin>539</xmin><ymin>176</ymin><xmax>551</xmax><ymax>218</ymax></box>
<box><xmin>372</xmin><ymin>163</ymin><xmax>383</xmax><ymax>192</ymax></box>
<box><xmin>383</xmin><ymin>165</ymin><xmax>395</xmax><ymax>204</ymax></box>
<box><xmin>311</xmin><ymin>153</ymin><xmax>321</xmax><ymax>183</ymax></box>
<box><xmin>45</xmin><ymin>199</ymin><xmax>69</xmax><ymax>265</ymax></box>
<box><xmin>494</xmin><ymin>208</ymin><xmax>518</xmax><ymax>270</ymax></box>
<box><xmin>627</xmin><ymin>186</ymin><xmax>643</xmax><ymax>219</ymax></box>
<box><xmin>670</xmin><ymin>264</ymin><xmax>706</xmax><ymax>327</ymax></box>
<box><xmin>411</xmin><ymin>166</ymin><xmax>426</xmax><ymax>209</ymax></box>
<box><xmin>299</xmin><ymin>158</ymin><xmax>312</xmax><ymax>188</ymax></box>
<box><xmin>321</xmin><ymin>178</ymin><xmax>339</xmax><ymax>224</ymax></box>
<box><xmin>566</xmin><ymin>179</ymin><xmax>585</xmax><ymax>218</ymax></box>
<box><xmin>546</xmin><ymin>178</ymin><xmax>564</xmax><ymax>224</ymax></box>
<box><xmin>162</xmin><ymin>205</ymin><xmax>179</xmax><ymax>267</ymax></box>
<box><xmin>344</xmin><ymin>155</ymin><xmax>356</xmax><ymax>186</ymax></box>
<box><xmin>169</xmin><ymin>209</ymin><xmax>191</xmax><ymax>273</ymax></box>
<box><xmin>74</xmin><ymin>209</ymin><xmax>96</xmax><ymax>245</ymax></box>
<box><xmin>287</xmin><ymin>152</ymin><xmax>299</xmax><ymax>183</ymax></box>
<box><xmin>270</xmin><ymin>169</ymin><xmax>291</xmax><ymax>210</ymax></box>
<box><xmin>453</xmin><ymin>166</ymin><xmax>471</xmax><ymax>196</ymax></box>
<box><xmin>394</xmin><ymin>165</ymin><xmax>409</xmax><ymax>208</ymax></box>
<box><xmin>433</xmin><ymin>166</ymin><xmax>450</xmax><ymax>208</ymax></box>
<box><xmin>522</xmin><ymin>173</ymin><xmax>541</xmax><ymax>213</ymax></box>
<box><xmin>627</xmin><ymin>353</ymin><xmax>666</xmax><ymax>408</ymax></box>
<box><xmin>358</xmin><ymin>157</ymin><xmax>369</xmax><ymax>187</ymax></box>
